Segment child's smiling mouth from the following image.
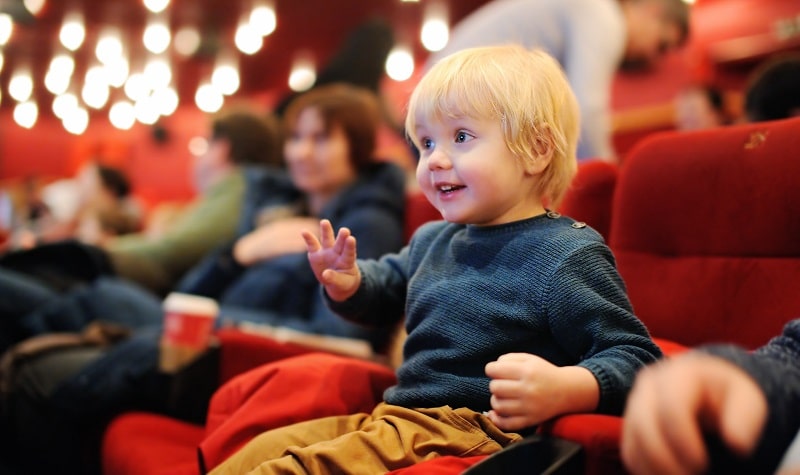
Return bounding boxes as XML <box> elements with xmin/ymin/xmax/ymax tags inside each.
<box><xmin>436</xmin><ymin>183</ymin><xmax>465</xmax><ymax>194</ymax></box>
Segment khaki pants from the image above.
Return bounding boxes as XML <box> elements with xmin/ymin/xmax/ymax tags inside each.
<box><xmin>209</xmin><ymin>402</ymin><xmax>521</xmax><ymax>474</ymax></box>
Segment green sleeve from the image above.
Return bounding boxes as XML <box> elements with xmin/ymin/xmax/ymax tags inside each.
<box><xmin>106</xmin><ymin>171</ymin><xmax>246</xmax><ymax>296</ymax></box>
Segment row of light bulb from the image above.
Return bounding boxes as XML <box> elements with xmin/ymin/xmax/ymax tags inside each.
<box><xmin>2</xmin><ymin>0</ymin><xmax>450</xmax><ymax>134</ymax></box>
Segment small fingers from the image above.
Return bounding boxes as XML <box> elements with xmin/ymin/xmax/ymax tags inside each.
<box><xmin>333</xmin><ymin>227</ymin><xmax>352</xmax><ymax>254</ymax></box>
<box><xmin>319</xmin><ymin>219</ymin><xmax>336</xmax><ymax>248</ymax></box>
<box><xmin>488</xmin><ymin>378</ymin><xmax>520</xmax><ymax>399</ymax></box>
<box><xmin>487</xmin><ymin>410</ymin><xmax>531</xmax><ymax>432</ymax></box>
<box><xmin>301</xmin><ymin>230</ymin><xmax>321</xmax><ymax>252</ymax></box>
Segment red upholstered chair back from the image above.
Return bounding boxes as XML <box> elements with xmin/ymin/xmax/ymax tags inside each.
<box><xmin>559</xmin><ymin>159</ymin><xmax>618</xmax><ymax>242</ymax></box>
<box><xmin>610</xmin><ymin>117</ymin><xmax>800</xmax><ymax>349</ymax></box>
<box><xmin>403</xmin><ymin>190</ymin><xmax>442</xmax><ymax>243</ymax></box>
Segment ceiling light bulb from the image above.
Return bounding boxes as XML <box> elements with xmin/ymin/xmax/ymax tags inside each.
<box><xmin>62</xmin><ymin>106</ymin><xmax>89</xmax><ymax>135</ymax></box>
<box><xmin>174</xmin><ymin>27</ymin><xmax>201</xmax><ymax>56</ymax></box>
<box><xmin>60</xmin><ymin>14</ymin><xmax>85</xmax><ymax>51</ymax></box>
<box><xmin>96</xmin><ymin>33</ymin><xmax>123</xmax><ymax>65</ymax></box>
<box><xmin>235</xmin><ymin>23</ymin><xmax>263</xmax><ymax>55</ymax></box>
<box><xmin>23</xmin><ymin>0</ymin><xmax>45</xmax><ymax>15</ymax></box>
<box><xmin>144</xmin><ymin>0</ymin><xmax>170</xmax><ymax>14</ymax></box>
<box><xmin>144</xmin><ymin>20</ymin><xmax>171</xmax><ymax>54</ymax></box>
<box><xmin>0</xmin><ymin>14</ymin><xmax>14</xmax><ymax>46</ymax></box>
<box><xmin>250</xmin><ymin>4</ymin><xmax>277</xmax><ymax>37</ymax></box>
<box><xmin>385</xmin><ymin>47</ymin><xmax>414</xmax><ymax>81</ymax></box>
<box><xmin>109</xmin><ymin>101</ymin><xmax>136</xmax><ymax>130</ymax></box>
<box><xmin>421</xmin><ymin>18</ymin><xmax>449</xmax><ymax>52</ymax></box>
<box><xmin>195</xmin><ymin>83</ymin><xmax>223</xmax><ymax>113</ymax></box>
<box><xmin>288</xmin><ymin>61</ymin><xmax>316</xmax><ymax>92</ymax></box>
<box><xmin>53</xmin><ymin>93</ymin><xmax>78</xmax><ymax>119</ymax></box>
<box><xmin>9</xmin><ymin>72</ymin><xmax>33</xmax><ymax>102</ymax></box>
<box><xmin>14</xmin><ymin>101</ymin><xmax>37</xmax><ymax>129</ymax></box>
<box><xmin>212</xmin><ymin>64</ymin><xmax>240</xmax><ymax>95</ymax></box>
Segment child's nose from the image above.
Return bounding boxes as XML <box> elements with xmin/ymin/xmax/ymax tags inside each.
<box><xmin>427</xmin><ymin>148</ymin><xmax>451</xmax><ymax>170</ymax></box>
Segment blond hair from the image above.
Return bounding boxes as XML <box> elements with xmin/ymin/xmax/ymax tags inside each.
<box><xmin>405</xmin><ymin>44</ymin><xmax>579</xmax><ymax>207</ymax></box>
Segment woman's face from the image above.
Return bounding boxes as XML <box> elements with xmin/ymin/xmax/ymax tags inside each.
<box><xmin>284</xmin><ymin>106</ymin><xmax>357</xmax><ymax>201</ymax></box>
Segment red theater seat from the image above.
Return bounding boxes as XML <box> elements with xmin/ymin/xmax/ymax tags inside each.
<box><xmin>483</xmin><ymin>116</ymin><xmax>800</xmax><ymax>475</ymax></box>
<box><xmin>559</xmin><ymin>159</ymin><xmax>618</xmax><ymax>241</ymax></box>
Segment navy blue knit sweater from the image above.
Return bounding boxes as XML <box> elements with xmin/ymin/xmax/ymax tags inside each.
<box><xmin>328</xmin><ymin>212</ymin><xmax>662</xmax><ymax>416</ymax></box>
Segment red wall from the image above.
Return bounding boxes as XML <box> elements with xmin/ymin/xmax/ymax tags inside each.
<box><xmin>0</xmin><ymin>99</ymin><xmax>270</xmax><ymax>208</ymax></box>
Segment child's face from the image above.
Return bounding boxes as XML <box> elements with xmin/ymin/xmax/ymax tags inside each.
<box><xmin>414</xmin><ymin>113</ymin><xmax>545</xmax><ymax>226</ymax></box>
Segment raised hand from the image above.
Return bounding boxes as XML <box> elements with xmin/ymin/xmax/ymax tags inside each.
<box><xmin>301</xmin><ymin>219</ymin><xmax>361</xmax><ymax>302</ymax></box>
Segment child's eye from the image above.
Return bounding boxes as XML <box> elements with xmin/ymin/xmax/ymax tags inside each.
<box><xmin>421</xmin><ymin>137</ymin><xmax>434</xmax><ymax>150</ymax></box>
<box><xmin>454</xmin><ymin>130</ymin><xmax>474</xmax><ymax>143</ymax></box>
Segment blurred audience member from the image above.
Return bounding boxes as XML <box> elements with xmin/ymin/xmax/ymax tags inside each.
<box><xmin>744</xmin><ymin>53</ymin><xmax>800</xmax><ymax>123</ymax></box>
<box><xmin>427</xmin><ymin>0</ymin><xmax>691</xmax><ymax>161</ymax></box>
<box><xmin>674</xmin><ymin>84</ymin><xmax>732</xmax><ymax>130</ymax></box>
<box><xmin>104</xmin><ymin>108</ymin><xmax>284</xmax><ymax>295</ymax></box>
<box><xmin>0</xmin><ymin>108</ymin><xmax>283</xmax><ymax>297</ymax></box>
<box><xmin>0</xmin><ymin>84</ymin><xmax>407</xmax><ymax>475</ymax></box>
<box><xmin>11</xmin><ymin>161</ymin><xmax>143</xmax><ymax>249</ymax></box>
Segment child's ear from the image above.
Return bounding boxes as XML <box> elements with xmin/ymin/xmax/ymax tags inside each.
<box><xmin>524</xmin><ymin>129</ymin><xmax>555</xmax><ymax>175</ymax></box>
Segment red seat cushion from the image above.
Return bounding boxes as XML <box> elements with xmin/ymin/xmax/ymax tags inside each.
<box><xmin>386</xmin><ymin>455</ymin><xmax>487</xmax><ymax>474</ymax></box>
<box><xmin>102</xmin><ymin>412</ymin><xmax>205</xmax><ymax>475</ymax></box>
<box><xmin>199</xmin><ymin>352</ymin><xmax>396</xmax><ymax>471</ymax></box>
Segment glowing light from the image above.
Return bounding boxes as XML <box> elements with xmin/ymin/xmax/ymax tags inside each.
<box><xmin>212</xmin><ymin>63</ymin><xmax>240</xmax><ymax>95</ymax></box>
<box><xmin>60</xmin><ymin>13</ymin><xmax>85</xmax><ymax>51</ymax></box>
<box><xmin>250</xmin><ymin>3</ymin><xmax>277</xmax><ymax>37</ymax></box>
<box><xmin>195</xmin><ymin>83</ymin><xmax>224</xmax><ymax>113</ymax></box>
<box><xmin>0</xmin><ymin>14</ymin><xmax>13</xmax><ymax>46</ymax></box>
<box><xmin>188</xmin><ymin>136</ymin><xmax>208</xmax><ymax>156</ymax></box>
<box><xmin>53</xmin><ymin>93</ymin><xmax>78</xmax><ymax>119</ymax></box>
<box><xmin>62</xmin><ymin>106</ymin><xmax>89</xmax><ymax>135</ymax></box>
<box><xmin>421</xmin><ymin>18</ymin><xmax>449</xmax><ymax>52</ymax></box>
<box><xmin>152</xmin><ymin>86</ymin><xmax>179</xmax><ymax>116</ymax></box>
<box><xmin>125</xmin><ymin>73</ymin><xmax>149</xmax><ymax>101</ymax></box>
<box><xmin>9</xmin><ymin>72</ymin><xmax>33</xmax><ymax>102</ymax></box>
<box><xmin>96</xmin><ymin>31</ymin><xmax>123</xmax><ymax>65</ymax></box>
<box><xmin>174</xmin><ymin>27</ymin><xmax>201</xmax><ymax>56</ymax></box>
<box><xmin>385</xmin><ymin>46</ymin><xmax>415</xmax><ymax>81</ymax></box>
<box><xmin>144</xmin><ymin>57</ymin><xmax>172</xmax><ymax>90</ymax></box>
<box><xmin>144</xmin><ymin>0</ymin><xmax>170</xmax><ymax>13</ymax></box>
<box><xmin>23</xmin><ymin>0</ymin><xmax>45</xmax><ymax>15</ymax></box>
<box><xmin>110</xmin><ymin>101</ymin><xmax>136</xmax><ymax>130</ymax></box>
<box><xmin>288</xmin><ymin>57</ymin><xmax>316</xmax><ymax>92</ymax></box>
<box><xmin>235</xmin><ymin>22</ymin><xmax>263</xmax><ymax>55</ymax></box>
<box><xmin>14</xmin><ymin>101</ymin><xmax>38</xmax><ymax>129</ymax></box>
<box><xmin>144</xmin><ymin>19</ymin><xmax>171</xmax><ymax>54</ymax></box>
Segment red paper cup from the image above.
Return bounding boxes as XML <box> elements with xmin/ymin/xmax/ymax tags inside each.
<box><xmin>159</xmin><ymin>293</ymin><xmax>219</xmax><ymax>372</ymax></box>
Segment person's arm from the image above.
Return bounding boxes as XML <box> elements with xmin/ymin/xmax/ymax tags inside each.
<box><xmin>484</xmin><ymin>241</ymin><xmax>661</xmax><ymax>431</ymax></box>
<box><xmin>105</xmin><ymin>172</ymin><xmax>245</xmax><ymax>295</ymax></box>
<box><xmin>562</xmin><ymin>1</ymin><xmax>626</xmax><ymax>161</ymax></box>
<box><xmin>621</xmin><ymin>319</ymin><xmax>800</xmax><ymax>475</ymax></box>
<box><xmin>547</xmin><ymin>242</ymin><xmax>663</xmax><ymax>415</ymax></box>
<box><xmin>621</xmin><ymin>352</ymin><xmax>768</xmax><ymax>475</ymax></box>
<box><xmin>232</xmin><ymin>217</ymin><xmax>320</xmax><ymax>266</ymax></box>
